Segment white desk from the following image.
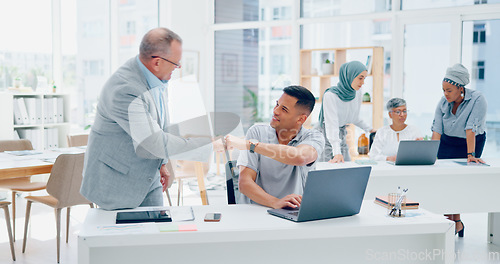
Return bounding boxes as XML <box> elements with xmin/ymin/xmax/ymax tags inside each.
<box><xmin>317</xmin><ymin>158</ymin><xmax>500</xmax><ymax>243</ymax></box>
<box><xmin>78</xmin><ymin>202</ymin><xmax>454</xmax><ymax>264</ymax></box>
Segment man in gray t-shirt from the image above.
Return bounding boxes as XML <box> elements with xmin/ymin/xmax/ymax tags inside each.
<box><xmin>225</xmin><ymin>86</ymin><xmax>324</xmax><ymax>209</ymax></box>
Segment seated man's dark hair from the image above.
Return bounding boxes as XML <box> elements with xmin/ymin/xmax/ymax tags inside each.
<box><xmin>283</xmin><ymin>85</ymin><xmax>315</xmax><ymax>115</ymax></box>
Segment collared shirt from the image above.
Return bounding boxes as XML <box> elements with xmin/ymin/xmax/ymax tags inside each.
<box><xmin>136</xmin><ymin>56</ymin><xmax>168</xmax><ymax>127</ymax></box>
<box><xmin>432</xmin><ymin>88</ymin><xmax>487</xmax><ymax>138</ymax></box>
<box><xmin>237</xmin><ymin>124</ymin><xmax>325</xmax><ymax>205</ymax></box>
<box><xmin>369</xmin><ymin>124</ymin><xmax>422</xmax><ymax>161</ymax></box>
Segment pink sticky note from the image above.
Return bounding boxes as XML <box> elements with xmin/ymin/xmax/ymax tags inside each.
<box><xmin>178</xmin><ymin>224</ymin><xmax>197</xmax><ymax>232</ymax></box>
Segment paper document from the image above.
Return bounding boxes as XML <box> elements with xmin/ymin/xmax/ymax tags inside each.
<box><xmin>4</xmin><ymin>150</ymin><xmax>43</xmax><ymax>156</ymax></box>
<box><xmin>171</xmin><ymin>207</ymin><xmax>195</xmax><ymax>222</ymax></box>
<box><xmin>97</xmin><ymin>224</ymin><xmax>146</xmax><ymax>234</ymax></box>
<box><xmin>453</xmin><ymin>161</ymin><xmax>490</xmax><ymax>166</ymax></box>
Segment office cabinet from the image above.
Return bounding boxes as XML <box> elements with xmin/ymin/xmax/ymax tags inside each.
<box><xmin>0</xmin><ymin>92</ymin><xmax>70</xmax><ymax>149</ymax></box>
<box><xmin>300</xmin><ymin>46</ymin><xmax>384</xmax><ymax>156</ymax></box>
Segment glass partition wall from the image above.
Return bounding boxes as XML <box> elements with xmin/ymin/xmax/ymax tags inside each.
<box><xmin>213</xmin><ymin>0</ymin><xmax>500</xmax><ymax>157</ymax></box>
<box><xmin>462</xmin><ymin>19</ymin><xmax>500</xmax><ymax>156</ymax></box>
<box><xmin>402</xmin><ymin>22</ymin><xmax>451</xmax><ymax>138</ymax></box>
<box><xmin>3</xmin><ymin>1</ymin><xmax>500</xmax><ymax>157</ymax></box>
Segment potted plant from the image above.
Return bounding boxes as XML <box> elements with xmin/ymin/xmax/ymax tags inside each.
<box><xmin>13</xmin><ymin>76</ymin><xmax>22</xmax><ymax>88</ymax></box>
<box><xmin>362</xmin><ymin>92</ymin><xmax>371</xmax><ymax>102</ymax></box>
<box><xmin>321</xmin><ymin>59</ymin><xmax>334</xmax><ymax>75</ymax></box>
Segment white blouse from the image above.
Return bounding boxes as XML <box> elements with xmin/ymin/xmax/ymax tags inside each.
<box><xmin>369</xmin><ymin>124</ymin><xmax>423</xmax><ymax>161</ymax></box>
<box><xmin>323</xmin><ymin>91</ymin><xmax>372</xmax><ymax>155</ymax></box>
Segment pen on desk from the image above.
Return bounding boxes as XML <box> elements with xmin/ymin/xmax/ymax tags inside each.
<box><xmin>390</xmin><ymin>188</ymin><xmax>408</xmax><ymax>217</ymax></box>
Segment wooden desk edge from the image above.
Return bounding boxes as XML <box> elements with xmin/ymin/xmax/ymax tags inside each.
<box><xmin>0</xmin><ymin>164</ymin><xmax>53</xmax><ymax>179</ymax></box>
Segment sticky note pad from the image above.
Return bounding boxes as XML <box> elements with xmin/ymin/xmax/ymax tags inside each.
<box><xmin>178</xmin><ymin>224</ymin><xmax>197</xmax><ymax>232</ymax></box>
<box><xmin>159</xmin><ymin>224</ymin><xmax>179</xmax><ymax>232</ymax></box>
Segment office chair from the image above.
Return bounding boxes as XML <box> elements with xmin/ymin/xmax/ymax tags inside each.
<box><xmin>165</xmin><ymin>160</ymin><xmax>210</xmax><ymax>206</ymax></box>
<box><xmin>369</xmin><ymin>131</ymin><xmax>377</xmax><ymax>150</ymax></box>
<box><xmin>0</xmin><ymin>139</ymin><xmax>47</xmax><ymax>241</ymax></box>
<box><xmin>22</xmin><ymin>153</ymin><xmax>94</xmax><ymax>263</ymax></box>
<box><xmin>66</xmin><ymin>133</ymin><xmax>89</xmax><ymax>147</ymax></box>
<box><xmin>0</xmin><ymin>201</ymin><xmax>15</xmax><ymax>261</ymax></box>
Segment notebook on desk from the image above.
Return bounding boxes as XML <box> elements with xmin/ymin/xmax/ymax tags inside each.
<box><xmin>267</xmin><ymin>166</ymin><xmax>371</xmax><ymax>222</ymax></box>
<box><xmin>387</xmin><ymin>140</ymin><xmax>440</xmax><ymax>165</ymax></box>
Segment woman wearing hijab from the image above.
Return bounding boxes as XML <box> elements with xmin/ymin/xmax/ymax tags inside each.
<box><xmin>369</xmin><ymin>98</ymin><xmax>422</xmax><ymax>162</ymax></box>
<box><xmin>431</xmin><ymin>63</ymin><xmax>487</xmax><ymax>237</ymax></box>
<box><xmin>318</xmin><ymin>61</ymin><xmax>375</xmax><ymax>163</ymax></box>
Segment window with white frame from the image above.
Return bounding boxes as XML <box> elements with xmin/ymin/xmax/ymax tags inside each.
<box><xmin>215</xmin><ymin>0</ymin><xmax>293</xmax><ymax>23</ymax></box>
<box><xmin>475</xmin><ymin>61</ymin><xmax>485</xmax><ymax>80</ymax></box>
<box><xmin>0</xmin><ymin>0</ymin><xmax>53</xmax><ymax>90</ymax></box>
<box><xmin>402</xmin><ymin>0</ymin><xmax>499</xmax><ymax>10</ymax></box>
<box><xmin>301</xmin><ymin>0</ymin><xmax>391</xmax><ymax>18</ymax></box>
<box><xmin>1</xmin><ymin>0</ymin><xmax>160</xmax><ymax>130</ymax></box>
<box><xmin>463</xmin><ymin>19</ymin><xmax>500</xmax><ymax>157</ymax></box>
<box><xmin>403</xmin><ymin>22</ymin><xmax>451</xmax><ymax>138</ymax></box>
<box><xmin>214</xmin><ymin>26</ymin><xmax>292</xmax><ymax>131</ymax></box>
<box><xmin>474</xmin><ymin>23</ymin><xmax>486</xmax><ymax>43</ymax></box>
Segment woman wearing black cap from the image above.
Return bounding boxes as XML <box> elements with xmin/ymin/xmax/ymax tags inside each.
<box><xmin>431</xmin><ymin>63</ymin><xmax>487</xmax><ymax>237</ymax></box>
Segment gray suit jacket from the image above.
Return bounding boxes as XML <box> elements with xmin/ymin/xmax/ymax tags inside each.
<box><xmin>81</xmin><ymin>57</ymin><xmax>208</xmax><ymax>210</ymax></box>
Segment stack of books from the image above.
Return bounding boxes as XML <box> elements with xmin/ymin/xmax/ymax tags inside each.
<box><xmin>374</xmin><ymin>196</ymin><xmax>419</xmax><ymax>210</ymax></box>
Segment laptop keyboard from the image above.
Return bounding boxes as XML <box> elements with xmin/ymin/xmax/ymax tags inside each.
<box><xmin>288</xmin><ymin>211</ymin><xmax>299</xmax><ymax>216</ymax></box>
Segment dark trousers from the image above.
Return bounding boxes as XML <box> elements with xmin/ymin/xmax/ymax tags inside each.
<box><xmin>437</xmin><ymin>133</ymin><xmax>486</xmax><ymax>159</ymax></box>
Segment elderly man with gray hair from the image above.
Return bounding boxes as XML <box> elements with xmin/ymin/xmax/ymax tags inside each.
<box><xmin>81</xmin><ymin>28</ymin><xmax>212</xmax><ymax>210</ymax></box>
<box><xmin>369</xmin><ymin>98</ymin><xmax>422</xmax><ymax>162</ymax></box>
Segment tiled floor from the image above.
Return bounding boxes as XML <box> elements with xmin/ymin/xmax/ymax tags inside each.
<box><xmin>1</xmin><ymin>171</ymin><xmax>500</xmax><ymax>263</ymax></box>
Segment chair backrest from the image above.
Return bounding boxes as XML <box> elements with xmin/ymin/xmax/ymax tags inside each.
<box><xmin>66</xmin><ymin>134</ymin><xmax>89</xmax><ymax>147</ymax></box>
<box><xmin>369</xmin><ymin>131</ymin><xmax>376</xmax><ymax>150</ymax></box>
<box><xmin>174</xmin><ymin>160</ymin><xmax>210</xmax><ymax>175</ymax></box>
<box><xmin>46</xmin><ymin>153</ymin><xmax>91</xmax><ymax>208</ymax></box>
<box><xmin>0</xmin><ymin>139</ymin><xmax>33</xmax><ymax>152</ymax></box>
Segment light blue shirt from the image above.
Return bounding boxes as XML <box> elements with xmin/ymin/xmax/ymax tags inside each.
<box><xmin>237</xmin><ymin>124</ymin><xmax>325</xmax><ymax>204</ymax></box>
<box><xmin>432</xmin><ymin>88</ymin><xmax>487</xmax><ymax>138</ymax></box>
<box><xmin>136</xmin><ymin>56</ymin><xmax>168</xmax><ymax>127</ymax></box>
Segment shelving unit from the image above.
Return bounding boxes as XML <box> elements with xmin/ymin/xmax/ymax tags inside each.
<box><xmin>300</xmin><ymin>46</ymin><xmax>384</xmax><ymax>156</ymax></box>
<box><xmin>0</xmin><ymin>92</ymin><xmax>70</xmax><ymax>150</ymax></box>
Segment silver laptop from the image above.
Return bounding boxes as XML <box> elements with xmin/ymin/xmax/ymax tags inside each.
<box><xmin>267</xmin><ymin>167</ymin><xmax>371</xmax><ymax>222</ymax></box>
<box><xmin>388</xmin><ymin>140</ymin><xmax>440</xmax><ymax>165</ymax></box>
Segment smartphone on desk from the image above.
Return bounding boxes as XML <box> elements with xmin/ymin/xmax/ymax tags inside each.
<box><xmin>204</xmin><ymin>213</ymin><xmax>222</xmax><ymax>222</ymax></box>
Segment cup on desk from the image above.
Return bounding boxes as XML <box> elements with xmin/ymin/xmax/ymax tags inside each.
<box><xmin>388</xmin><ymin>192</ymin><xmax>406</xmax><ymax>217</ymax></box>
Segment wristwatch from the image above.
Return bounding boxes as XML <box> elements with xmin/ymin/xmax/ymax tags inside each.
<box><xmin>467</xmin><ymin>152</ymin><xmax>476</xmax><ymax>158</ymax></box>
<box><xmin>249</xmin><ymin>139</ymin><xmax>259</xmax><ymax>153</ymax></box>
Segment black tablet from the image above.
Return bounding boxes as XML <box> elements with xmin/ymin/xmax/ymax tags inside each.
<box><xmin>116</xmin><ymin>210</ymin><xmax>172</xmax><ymax>224</ymax></box>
